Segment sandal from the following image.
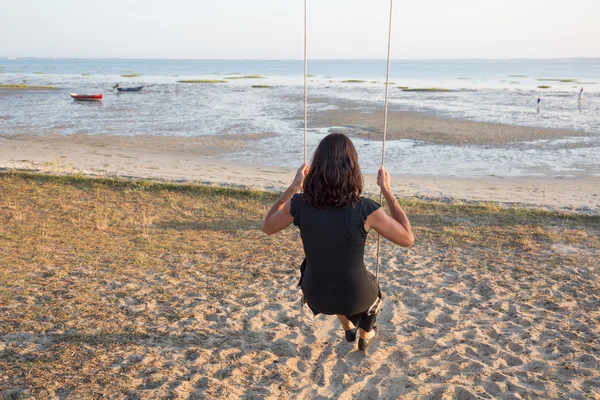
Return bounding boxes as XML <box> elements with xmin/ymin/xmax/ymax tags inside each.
<box><xmin>358</xmin><ymin>325</ymin><xmax>378</xmax><ymax>351</ymax></box>
<box><xmin>345</xmin><ymin>327</ymin><xmax>358</xmax><ymax>342</ymax></box>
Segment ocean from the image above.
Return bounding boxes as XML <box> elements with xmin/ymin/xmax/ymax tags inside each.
<box><xmin>1</xmin><ymin>58</ymin><xmax>599</xmax><ymax>177</ymax></box>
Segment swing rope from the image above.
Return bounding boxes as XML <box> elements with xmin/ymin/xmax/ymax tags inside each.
<box><xmin>303</xmin><ymin>0</ymin><xmax>308</xmax><ymax>164</ymax></box>
<box><xmin>376</xmin><ymin>0</ymin><xmax>394</xmax><ymax>283</ymax></box>
<box><xmin>302</xmin><ymin>0</ymin><xmax>394</xmax><ymax>283</ymax></box>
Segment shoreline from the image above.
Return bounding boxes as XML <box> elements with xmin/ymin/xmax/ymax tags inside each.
<box><xmin>1</xmin><ymin>133</ymin><xmax>599</xmax><ymax>214</ymax></box>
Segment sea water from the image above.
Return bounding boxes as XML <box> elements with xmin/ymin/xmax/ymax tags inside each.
<box><xmin>0</xmin><ymin>58</ymin><xmax>599</xmax><ymax>177</ymax></box>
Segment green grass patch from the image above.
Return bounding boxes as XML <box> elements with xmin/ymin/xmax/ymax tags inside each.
<box><xmin>537</xmin><ymin>85</ymin><xmax>552</xmax><ymax>89</ymax></box>
<box><xmin>178</xmin><ymin>80</ymin><xmax>227</xmax><ymax>84</ymax></box>
<box><xmin>401</xmin><ymin>88</ymin><xmax>451</xmax><ymax>92</ymax></box>
<box><xmin>0</xmin><ymin>84</ymin><xmax>59</xmax><ymax>90</ymax></box>
<box><xmin>224</xmin><ymin>75</ymin><xmax>266</xmax><ymax>80</ymax></box>
<box><xmin>342</xmin><ymin>80</ymin><xmax>367</xmax><ymax>83</ymax></box>
<box><xmin>251</xmin><ymin>85</ymin><xmax>273</xmax><ymax>89</ymax></box>
<box><xmin>121</xmin><ymin>73</ymin><xmax>143</xmax><ymax>78</ymax></box>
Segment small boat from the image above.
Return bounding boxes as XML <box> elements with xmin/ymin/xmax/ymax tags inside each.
<box><xmin>117</xmin><ymin>86</ymin><xmax>143</xmax><ymax>92</ymax></box>
<box><xmin>113</xmin><ymin>84</ymin><xmax>143</xmax><ymax>92</ymax></box>
<box><xmin>70</xmin><ymin>93</ymin><xmax>102</xmax><ymax>101</ymax></box>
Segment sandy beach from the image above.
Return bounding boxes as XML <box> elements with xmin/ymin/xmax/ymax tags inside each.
<box><xmin>1</xmin><ymin>173</ymin><xmax>599</xmax><ymax>399</ymax></box>
<box><xmin>1</xmin><ymin>131</ymin><xmax>599</xmax><ymax>214</ymax></box>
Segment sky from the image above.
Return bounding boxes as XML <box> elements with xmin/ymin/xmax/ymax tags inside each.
<box><xmin>1</xmin><ymin>0</ymin><xmax>598</xmax><ymax>60</ymax></box>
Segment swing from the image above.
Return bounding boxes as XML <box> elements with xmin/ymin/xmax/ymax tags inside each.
<box><xmin>302</xmin><ymin>0</ymin><xmax>395</xmax><ymax>317</ymax></box>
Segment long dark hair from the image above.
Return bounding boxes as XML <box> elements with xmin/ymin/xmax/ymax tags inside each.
<box><xmin>303</xmin><ymin>133</ymin><xmax>363</xmax><ymax>208</ymax></box>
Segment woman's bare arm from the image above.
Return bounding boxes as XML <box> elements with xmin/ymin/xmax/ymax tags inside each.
<box><xmin>365</xmin><ymin>167</ymin><xmax>414</xmax><ymax>247</ymax></box>
<box><xmin>261</xmin><ymin>163</ymin><xmax>309</xmax><ymax>235</ymax></box>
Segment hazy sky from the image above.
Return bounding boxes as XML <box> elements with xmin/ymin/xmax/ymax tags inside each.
<box><xmin>1</xmin><ymin>0</ymin><xmax>598</xmax><ymax>59</ymax></box>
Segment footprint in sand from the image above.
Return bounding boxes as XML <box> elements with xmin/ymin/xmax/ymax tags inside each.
<box><xmin>499</xmin><ymin>351</ymin><xmax>524</xmax><ymax>367</ymax></box>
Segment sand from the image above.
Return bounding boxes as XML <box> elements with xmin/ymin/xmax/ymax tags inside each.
<box><xmin>1</xmin><ymin>133</ymin><xmax>599</xmax><ymax>214</ymax></box>
<box><xmin>309</xmin><ymin>109</ymin><xmax>592</xmax><ymax>146</ymax></box>
<box><xmin>1</xmin><ymin>175</ymin><xmax>599</xmax><ymax>399</ymax></box>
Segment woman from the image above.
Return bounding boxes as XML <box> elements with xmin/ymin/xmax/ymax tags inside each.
<box><xmin>262</xmin><ymin>133</ymin><xmax>414</xmax><ymax>351</ymax></box>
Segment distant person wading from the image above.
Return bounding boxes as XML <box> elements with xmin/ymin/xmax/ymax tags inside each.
<box><xmin>262</xmin><ymin>133</ymin><xmax>414</xmax><ymax>351</ymax></box>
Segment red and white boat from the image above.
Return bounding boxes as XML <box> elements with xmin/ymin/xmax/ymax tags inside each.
<box><xmin>70</xmin><ymin>93</ymin><xmax>102</xmax><ymax>101</ymax></box>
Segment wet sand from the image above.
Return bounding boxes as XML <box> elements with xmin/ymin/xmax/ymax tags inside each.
<box><xmin>309</xmin><ymin>108</ymin><xmax>591</xmax><ymax>146</ymax></box>
<box><xmin>1</xmin><ymin>133</ymin><xmax>599</xmax><ymax>213</ymax></box>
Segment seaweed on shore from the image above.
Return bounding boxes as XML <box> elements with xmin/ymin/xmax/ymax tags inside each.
<box><xmin>121</xmin><ymin>73</ymin><xmax>143</xmax><ymax>78</ymax></box>
<box><xmin>251</xmin><ymin>85</ymin><xmax>273</xmax><ymax>89</ymax></box>
<box><xmin>342</xmin><ymin>80</ymin><xmax>367</xmax><ymax>83</ymax></box>
<box><xmin>402</xmin><ymin>88</ymin><xmax>451</xmax><ymax>92</ymax></box>
<box><xmin>537</xmin><ymin>78</ymin><xmax>577</xmax><ymax>83</ymax></box>
<box><xmin>224</xmin><ymin>75</ymin><xmax>266</xmax><ymax>80</ymax></box>
<box><xmin>0</xmin><ymin>84</ymin><xmax>59</xmax><ymax>90</ymax></box>
<box><xmin>537</xmin><ymin>85</ymin><xmax>552</xmax><ymax>89</ymax></box>
<box><xmin>178</xmin><ymin>80</ymin><xmax>227</xmax><ymax>84</ymax></box>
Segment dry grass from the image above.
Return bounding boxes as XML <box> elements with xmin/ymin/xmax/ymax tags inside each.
<box><xmin>0</xmin><ymin>172</ymin><xmax>599</xmax><ymax>398</ymax></box>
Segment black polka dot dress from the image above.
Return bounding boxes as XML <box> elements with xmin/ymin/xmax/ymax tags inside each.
<box><xmin>290</xmin><ymin>194</ymin><xmax>381</xmax><ymax>316</ymax></box>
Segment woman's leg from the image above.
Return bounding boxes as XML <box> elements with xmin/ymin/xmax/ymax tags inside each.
<box><xmin>357</xmin><ymin>310</ymin><xmax>377</xmax><ymax>340</ymax></box>
<box><xmin>358</xmin><ymin>327</ymin><xmax>376</xmax><ymax>340</ymax></box>
<box><xmin>336</xmin><ymin>315</ymin><xmax>355</xmax><ymax>330</ymax></box>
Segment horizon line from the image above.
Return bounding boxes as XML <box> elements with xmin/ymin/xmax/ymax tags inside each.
<box><xmin>3</xmin><ymin>56</ymin><xmax>600</xmax><ymax>62</ymax></box>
